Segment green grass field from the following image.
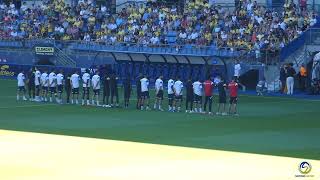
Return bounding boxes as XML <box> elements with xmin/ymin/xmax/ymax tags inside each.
<box><xmin>0</xmin><ymin>79</ymin><xmax>319</xmax><ymax>160</ymax></box>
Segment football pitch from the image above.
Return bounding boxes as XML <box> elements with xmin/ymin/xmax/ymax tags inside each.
<box><xmin>0</xmin><ymin>80</ymin><xmax>320</xmax><ymax>160</ymax></box>
<box><xmin>0</xmin><ymin>78</ymin><xmax>320</xmax><ymax>161</ymax></box>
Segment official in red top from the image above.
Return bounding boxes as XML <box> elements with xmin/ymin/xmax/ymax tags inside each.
<box><xmin>228</xmin><ymin>78</ymin><xmax>239</xmax><ymax>116</ymax></box>
<box><xmin>203</xmin><ymin>77</ymin><xmax>214</xmax><ymax>115</ymax></box>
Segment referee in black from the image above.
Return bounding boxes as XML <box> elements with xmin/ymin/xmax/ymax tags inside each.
<box><xmin>123</xmin><ymin>75</ymin><xmax>131</xmax><ymax>108</ymax></box>
<box><xmin>65</xmin><ymin>73</ymin><xmax>72</xmax><ymax>104</ymax></box>
<box><xmin>110</xmin><ymin>73</ymin><xmax>119</xmax><ymax>107</ymax></box>
<box><xmin>27</xmin><ymin>67</ymin><xmax>35</xmax><ymax>101</ymax></box>
<box><xmin>185</xmin><ymin>77</ymin><xmax>194</xmax><ymax>113</ymax></box>
<box><xmin>136</xmin><ymin>73</ymin><xmax>142</xmax><ymax>109</ymax></box>
<box><xmin>103</xmin><ymin>72</ymin><xmax>111</xmax><ymax>107</ymax></box>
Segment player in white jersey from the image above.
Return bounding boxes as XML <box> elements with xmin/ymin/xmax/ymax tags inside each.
<box><xmin>193</xmin><ymin>79</ymin><xmax>203</xmax><ymax>113</ymax></box>
<box><xmin>167</xmin><ymin>77</ymin><xmax>175</xmax><ymax>111</ymax></box>
<box><xmin>56</xmin><ymin>70</ymin><xmax>64</xmax><ymax>104</ymax></box>
<box><xmin>48</xmin><ymin>70</ymin><xmax>57</xmax><ymax>103</ymax></box>
<box><xmin>16</xmin><ymin>70</ymin><xmax>27</xmax><ymax>101</ymax></box>
<box><xmin>140</xmin><ymin>75</ymin><xmax>150</xmax><ymax>110</ymax></box>
<box><xmin>154</xmin><ymin>75</ymin><xmax>164</xmax><ymax>111</ymax></box>
<box><xmin>173</xmin><ymin>76</ymin><xmax>183</xmax><ymax>112</ymax></box>
<box><xmin>91</xmin><ymin>71</ymin><xmax>101</xmax><ymax>106</ymax></box>
<box><xmin>34</xmin><ymin>68</ymin><xmax>41</xmax><ymax>101</ymax></box>
<box><xmin>40</xmin><ymin>70</ymin><xmax>49</xmax><ymax>102</ymax></box>
<box><xmin>82</xmin><ymin>69</ymin><xmax>91</xmax><ymax>105</ymax></box>
<box><xmin>70</xmin><ymin>71</ymin><xmax>80</xmax><ymax>104</ymax></box>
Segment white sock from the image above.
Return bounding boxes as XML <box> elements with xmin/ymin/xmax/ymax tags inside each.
<box><xmin>173</xmin><ymin>107</ymin><xmax>176</xmax><ymax>111</ymax></box>
<box><xmin>199</xmin><ymin>108</ymin><xmax>202</xmax><ymax>113</ymax></box>
<box><xmin>76</xmin><ymin>100</ymin><xmax>79</xmax><ymax>104</ymax></box>
<box><xmin>87</xmin><ymin>100</ymin><xmax>90</xmax><ymax>105</ymax></box>
<box><xmin>17</xmin><ymin>95</ymin><xmax>19</xmax><ymax>100</ymax></box>
<box><xmin>97</xmin><ymin>101</ymin><xmax>100</xmax><ymax>106</ymax></box>
<box><xmin>154</xmin><ymin>104</ymin><xmax>157</xmax><ymax>109</ymax></box>
<box><xmin>178</xmin><ymin>107</ymin><xmax>181</xmax><ymax>111</ymax></box>
<box><xmin>50</xmin><ymin>97</ymin><xmax>52</xmax><ymax>102</ymax></box>
<box><xmin>194</xmin><ymin>108</ymin><xmax>198</xmax><ymax>112</ymax></box>
<box><xmin>159</xmin><ymin>105</ymin><xmax>162</xmax><ymax>110</ymax></box>
<box><xmin>82</xmin><ymin>99</ymin><xmax>84</xmax><ymax>104</ymax></box>
<box><xmin>92</xmin><ymin>100</ymin><xmax>95</xmax><ymax>104</ymax></box>
<box><xmin>71</xmin><ymin>99</ymin><xmax>74</xmax><ymax>104</ymax></box>
<box><xmin>141</xmin><ymin>106</ymin><xmax>144</xmax><ymax>110</ymax></box>
<box><xmin>169</xmin><ymin>106</ymin><xmax>172</xmax><ymax>110</ymax></box>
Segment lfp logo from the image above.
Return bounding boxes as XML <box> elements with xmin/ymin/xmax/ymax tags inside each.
<box><xmin>299</xmin><ymin>161</ymin><xmax>312</xmax><ymax>174</ymax></box>
<box><xmin>295</xmin><ymin>161</ymin><xmax>314</xmax><ymax>178</ymax></box>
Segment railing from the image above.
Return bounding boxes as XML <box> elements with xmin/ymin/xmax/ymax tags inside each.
<box><xmin>280</xmin><ymin>27</ymin><xmax>320</xmax><ymax>61</ymax></box>
<box><xmin>0</xmin><ymin>38</ymin><xmax>281</xmax><ymax>64</ymax></box>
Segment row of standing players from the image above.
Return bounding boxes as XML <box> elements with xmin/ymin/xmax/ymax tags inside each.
<box><xmin>16</xmin><ymin>67</ymin><xmax>239</xmax><ymax>115</ymax></box>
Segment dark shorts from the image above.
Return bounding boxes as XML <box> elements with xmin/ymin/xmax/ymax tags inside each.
<box><xmin>136</xmin><ymin>90</ymin><xmax>141</xmax><ymax>99</ymax></box>
<box><xmin>57</xmin><ymin>85</ymin><xmax>63</xmax><ymax>93</ymax></box>
<box><xmin>42</xmin><ymin>86</ymin><xmax>48</xmax><ymax>92</ymax></box>
<box><xmin>72</xmin><ymin>88</ymin><xmax>79</xmax><ymax>94</ymax></box>
<box><xmin>124</xmin><ymin>90</ymin><xmax>131</xmax><ymax>99</ymax></box>
<box><xmin>93</xmin><ymin>89</ymin><xmax>100</xmax><ymax>95</ymax></box>
<box><xmin>156</xmin><ymin>90</ymin><xmax>164</xmax><ymax>99</ymax></box>
<box><xmin>186</xmin><ymin>94</ymin><xmax>194</xmax><ymax>102</ymax></box>
<box><xmin>194</xmin><ymin>94</ymin><xmax>202</xmax><ymax>103</ymax></box>
<box><xmin>141</xmin><ymin>91</ymin><xmax>149</xmax><ymax>99</ymax></box>
<box><xmin>18</xmin><ymin>86</ymin><xmax>25</xmax><ymax>91</ymax></box>
<box><xmin>168</xmin><ymin>93</ymin><xmax>174</xmax><ymax>100</ymax></box>
<box><xmin>83</xmin><ymin>87</ymin><xmax>90</xmax><ymax>94</ymax></box>
<box><xmin>36</xmin><ymin>85</ymin><xmax>40</xmax><ymax>89</ymax></box>
<box><xmin>175</xmin><ymin>95</ymin><xmax>183</xmax><ymax>100</ymax></box>
<box><xmin>219</xmin><ymin>95</ymin><xmax>226</xmax><ymax>104</ymax></box>
<box><xmin>49</xmin><ymin>87</ymin><xmax>56</xmax><ymax>94</ymax></box>
<box><xmin>229</xmin><ymin>96</ymin><xmax>238</xmax><ymax>104</ymax></box>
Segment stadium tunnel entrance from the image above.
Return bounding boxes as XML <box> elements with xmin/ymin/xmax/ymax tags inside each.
<box><xmin>91</xmin><ymin>51</ymin><xmax>228</xmax><ymax>83</ymax></box>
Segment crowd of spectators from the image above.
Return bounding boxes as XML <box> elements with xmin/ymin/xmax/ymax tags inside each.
<box><xmin>0</xmin><ymin>0</ymin><xmax>317</xmax><ymax>52</ymax></box>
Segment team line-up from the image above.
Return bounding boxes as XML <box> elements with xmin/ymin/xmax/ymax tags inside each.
<box><xmin>16</xmin><ymin>67</ymin><xmax>240</xmax><ymax>116</ymax></box>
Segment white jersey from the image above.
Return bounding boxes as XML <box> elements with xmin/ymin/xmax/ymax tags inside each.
<box><xmin>35</xmin><ymin>70</ymin><xmax>41</xmax><ymax>85</ymax></box>
<box><xmin>234</xmin><ymin>63</ymin><xmax>241</xmax><ymax>77</ymax></box>
<box><xmin>155</xmin><ymin>78</ymin><xmax>163</xmax><ymax>91</ymax></box>
<box><xmin>82</xmin><ymin>73</ymin><xmax>91</xmax><ymax>87</ymax></box>
<box><xmin>92</xmin><ymin>74</ymin><xmax>101</xmax><ymax>90</ymax></box>
<box><xmin>56</xmin><ymin>73</ymin><xmax>64</xmax><ymax>85</ymax></box>
<box><xmin>48</xmin><ymin>72</ymin><xmax>57</xmax><ymax>87</ymax></box>
<box><xmin>167</xmin><ymin>79</ymin><xmax>175</xmax><ymax>94</ymax></box>
<box><xmin>71</xmin><ymin>73</ymin><xmax>80</xmax><ymax>88</ymax></box>
<box><xmin>17</xmin><ymin>73</ymin><xmax>25</xmax><ymax>87</ymax></box>
<box><xmin>140</xmin><ymin>77</ymin><xmax>149</xmax><ymax>92</ymax></box>
<box><xmin>173</xmin><ymin>80</ymin><xmax>183</xmax><ymax>95</ymax></box>
<box><xmin>193</xmin><ymin>81</ymin><xmax>203</xmax><ymax>96</ymax></box>
<box><xmin>40</xmin><ymin>73</ymin><xmax>49</xmax><ymax>87</ymax></box>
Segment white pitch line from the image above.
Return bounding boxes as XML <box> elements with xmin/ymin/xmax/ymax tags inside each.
<box><xmin>0</xmin><ymin>104</ymin><xmax>58</xmax><ymax>109</ymax></box>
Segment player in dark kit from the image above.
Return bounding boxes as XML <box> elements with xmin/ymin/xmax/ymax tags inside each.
<box><xmin>228</xmin><ymin>78</ymin><xmax>239</xmax><ymax>116</ymax></box>
<box><xmin>216</xmin><ymin>76</ymin><xmax>227</xmax><ymax>115</ymax></box>
<box><xmin>185</xmin><ymin>78</ymin><xmax>194</xmax><ymax>113</ymax></box>
<box><xmin>65</xmin><ymin>73</ymin><xmax>71</xmax><ymax>104</ymax></box>
<box><xmin>102</xmin><ymin>73</ymin><xmax>111</xmax><ymax>108</ymax></box>
<box><xmin>27</xmin><ymin>67</ymin><xmax>36</xmax><ymax>101</ymax></box>
<box><xmin>136</xmin><ymin>74</ymin><xmax>142</xmax><ymax>109</ymax></box>
<box><xmin>123</xmin><ymin>76</ymin><xmax>131</xmax><ymax>108</ymax></box>
<box><xmin>110</xmin><ymin>73</ymin><xmax>119</xmax><ymax>107</ymax></box>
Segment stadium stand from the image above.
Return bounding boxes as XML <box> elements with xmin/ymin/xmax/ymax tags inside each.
<box><xmin>0</xmin><ymin>0</ymin><xmax>319</xmax><ymax>86</ymax></box>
